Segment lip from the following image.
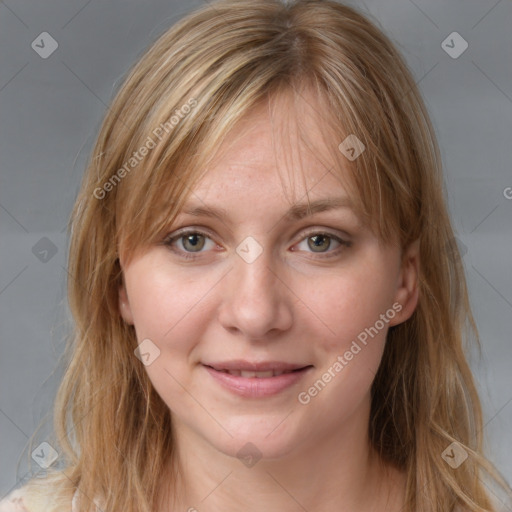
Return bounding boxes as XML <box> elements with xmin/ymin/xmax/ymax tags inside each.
<box><xmin>205</xmin><ymin>360</ymin><xmax>307</xmax><ymax>372</ymax></box>
<box><xmin>202</xmin><ymin>361</ymin><xmax>313</xmax><ymax>398</ymax></box>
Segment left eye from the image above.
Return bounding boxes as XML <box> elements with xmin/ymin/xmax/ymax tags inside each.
<box><xmin>294</xmin><ymin>233</ymin><xmax>347</xmax><ymax>254</ymax></box>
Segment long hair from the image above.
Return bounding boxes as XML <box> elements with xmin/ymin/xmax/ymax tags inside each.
<box><xmin>19</xmin><ymin>1</ymin><xmax>511</xmax><ymax>510</ymax></box>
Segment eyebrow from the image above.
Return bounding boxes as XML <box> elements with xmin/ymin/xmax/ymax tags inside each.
<box><xmin>180</xmin><ymin>196</ymin><xmax>354</xmax><ymax>222</ymax></box>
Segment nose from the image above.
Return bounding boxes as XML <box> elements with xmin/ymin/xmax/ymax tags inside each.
<box><xmin>217</xmin><ymin>242</ymin><xmax>294</xmax><ymax>341</ymax></box>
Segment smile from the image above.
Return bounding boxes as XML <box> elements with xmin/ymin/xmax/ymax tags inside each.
<box><xmin>217</xmin><ymin>369</ymin><xmax>294</xmax><ymax>378</ymax></box>
<box><xmin>202</xmin><ymin>362</ymin><xmax>313</xmax><ymax>398</ymax></box>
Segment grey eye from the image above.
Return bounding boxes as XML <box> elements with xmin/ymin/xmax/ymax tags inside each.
<box><xmin>307</xmin><ymin>234</ymin><xmax>333</xmax><ymax>252</ymax></box>
<box><xmin>181</xmin><ymin>233</ymin><xmax>207</xmax><ymax>252</ymax></box>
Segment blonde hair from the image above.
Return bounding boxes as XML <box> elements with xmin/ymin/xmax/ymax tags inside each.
<box><xmin>18</xmin><ymin>0</ymin><xmax>511</xmax><ymax>510</ymax></box>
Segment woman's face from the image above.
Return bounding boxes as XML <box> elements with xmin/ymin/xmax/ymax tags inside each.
<box><xmin>118</xmin><ymin>95</ymin><xmax>420</xmax><ymax>461</ymax></box>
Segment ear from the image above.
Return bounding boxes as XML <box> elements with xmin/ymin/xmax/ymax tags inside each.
<box><xmin>118</xmin><ymin>274</ymin><xmax>135</xmax><ymax>325</ymax></box>
<box><xmin>388</xmin><ymin>238</ymin><xmax>420</xmax><ymax>327</ymax></box>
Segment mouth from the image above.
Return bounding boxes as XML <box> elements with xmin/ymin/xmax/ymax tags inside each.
<box><xmin>202</xmin><ymin>361</ymin><xmax>313</xmax><ymax>398</ymax></box>
<box><xmin>211</xmin><ymin>368</ymin><xmax>301</xmax><ymax>378</ymax></box>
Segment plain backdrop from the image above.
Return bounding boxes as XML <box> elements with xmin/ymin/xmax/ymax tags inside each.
<box><xmin>1</xmin><ymin>0</ymin><xmax>511</xmax><ymax>501</ymax></box>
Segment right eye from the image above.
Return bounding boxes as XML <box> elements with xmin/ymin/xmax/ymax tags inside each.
<box><xmin>163</xmin><ymin>229</ymin><xmax>218</xmax><ymax>259</ymax></box>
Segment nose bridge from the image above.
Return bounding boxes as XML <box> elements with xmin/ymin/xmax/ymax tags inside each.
<box><xmin>217</xmin><ymin>235</ymin><xmax>293</xmax><ymax>339</ymax></box>
<box><xmin>236</xmin><ymin>241</ymin><xmax>276</xmax><ymax>297</ymax></box>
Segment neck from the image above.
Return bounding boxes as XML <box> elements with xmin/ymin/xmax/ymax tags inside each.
<box><xmin>159</xmin><ymin>398</ymin><xmax>406</xmax><ymax>512</ymax></box>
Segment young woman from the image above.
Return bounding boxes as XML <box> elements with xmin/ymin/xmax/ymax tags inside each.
<box><xmin>1</xmin><ymin>0</ymin><xmax>511</xmax><ymax>511</ymax></box>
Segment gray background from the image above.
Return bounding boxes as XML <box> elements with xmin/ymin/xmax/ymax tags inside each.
<box><xmin>1</xmin><ymin>0</ymin><xmax>511</xmax><ymax>502</ymax></box>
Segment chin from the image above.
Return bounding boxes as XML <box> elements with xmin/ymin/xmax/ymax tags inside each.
<box><xmin>207</xmin><ymin>415</ymin><xmax>306</xmax><ymax>462</ymax></box>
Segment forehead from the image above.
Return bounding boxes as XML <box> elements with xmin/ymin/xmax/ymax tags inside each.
<box><xmin>187</xmin><ymin>91</ymin><xmax>352</xmax><ymax>207</ymax></box>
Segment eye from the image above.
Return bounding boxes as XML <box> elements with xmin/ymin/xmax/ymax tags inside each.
<box><xmin>163</xmin><ymin>227</ymin><xmax>351</xmax><ymax>260</ymax></box>
<box><xmin>293</xmin><ymin>231</ymin><xmax>352</xmax><ymax>258</ymax></box>
<box><xmin>163</xmin><ymin>229</ymin><xmax>217</xmax><ymax>259</ymax></box>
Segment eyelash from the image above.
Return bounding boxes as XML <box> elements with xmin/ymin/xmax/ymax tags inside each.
<box><xmin>162</xmin><ymin>228</ymin><xmax>352</xmax><ymax>261</ymax></box>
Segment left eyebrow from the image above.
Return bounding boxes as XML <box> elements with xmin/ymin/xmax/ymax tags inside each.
<box><xmin>180</xmin><ymin>196</ymin><xmax>355</xmax><ymax>222</ymax></box>
<box><xmin>284</xmin><ymin>196</ymin><xmax>355</xmax><ymax>220</ymax></box>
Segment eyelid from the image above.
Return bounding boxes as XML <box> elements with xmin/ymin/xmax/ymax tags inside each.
<box><xmin>292</xmin><ymin>229</ymin><xmax>352</xmax><ymax>259</ymax></box>
<box><xmin>163</xmin><ymin>227</ymin><xmax>220</xmax><ymax>249</ymax></box>
<box><xmin>163</xmin><ymin>225</ymin><xmax>352</xmax><ymax>259</ymax></box>
<box><xmin>163</xmin><ymin>226</ymin><xmax>350</xmax><ymax>244</ymax></box>
<box><xmin>165</xmin><ymin>226</ymin><xmax>216</xmax><ymax>239</ymax></box>
<box><xmin>294</xmin><ymin>226</ymin><xmax>352</xmax><ymax>244</ymax></box>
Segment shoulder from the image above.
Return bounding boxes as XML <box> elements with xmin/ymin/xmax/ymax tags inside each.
<box><xmin>0</xmin><ymin>480</ymin><xmax>79</xmax><ymax>512</ymax></box>
<box><xmin>0</xmin><ymin>487</ymin><xmax>30</xmax><ymax>512</ymax></box>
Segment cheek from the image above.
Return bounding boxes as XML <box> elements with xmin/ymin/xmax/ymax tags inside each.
<box><xmin>126</xmin><ymin>257</ymin><xmax>202</xmax><ymax>339</ymax></box>
<box><xmin>123</xmin><ymin>258</ymin><xmax>215</xmax><ymax>409</ymax></box>
<box><xmin>296</xmin><ymin>263</ymin><xmax>396</xmax><ymax>416</ymax></box>
<box><xmin>306</xmin><ymin>255</ymin><xmax>398</xmax><ymax>357</ymax></box>
<box><xmin>124</xmin><ymin>255</ymin><xmax>228</xmax><ymax>372</ymax></box>
<box><xmin>125</xmin><ymin>270</ymin><xmax>175</xmax><ymax>342</ymax></box>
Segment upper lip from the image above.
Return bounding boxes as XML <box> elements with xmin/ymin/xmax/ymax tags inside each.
<box><xmin>203</xmin><ymin>360</ymin><xmax>311</xmax><ymax>372</ymax></box>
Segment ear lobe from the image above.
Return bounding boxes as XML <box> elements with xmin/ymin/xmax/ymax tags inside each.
<box><xmin>118</xmin><ymin>279</ymin><xmax>134</xmax><ymax>325</ymax></box>
<box><xmin>389</xmin><ymin>238</ymin><xmax>420</xmax><ymax>327</ymax></box>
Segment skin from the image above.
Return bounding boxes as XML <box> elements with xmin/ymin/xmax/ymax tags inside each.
<box><xmin>118</xmin><ymin>92</ymin><xmax>420</xmax><ymax>511</ymax></box>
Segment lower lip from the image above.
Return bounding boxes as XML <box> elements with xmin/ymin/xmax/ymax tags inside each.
<box><xmin>203</xmin><ymin>365</ymin><xmax>312</xmax><ymax>398</ymax></box>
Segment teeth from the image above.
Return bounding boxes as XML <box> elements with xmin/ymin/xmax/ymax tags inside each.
<box><xmin>240</xmin><ymin>370</ymin><xmax>274</xmax><ymax>378</ymax></box>
<box><xmin>222</xmin><ymin>369</ymin><xmax>293</xmax><ymax>377</ymax></box>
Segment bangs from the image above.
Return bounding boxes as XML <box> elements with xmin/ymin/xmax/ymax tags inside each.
<box><xmin>99</xmin><ymin>0</ymin><xmax>428</xmax><ymax>268</ymax></box>
<box><xmin>113</xmin><ymin>75</ymin><xmax>404</xmax><ymax>267</ymax></box>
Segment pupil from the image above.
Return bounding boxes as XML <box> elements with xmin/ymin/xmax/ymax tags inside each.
<box><xmin>310</xmin><ymin>235</ymin><xmax>329</xmax><ymax>252</ymax></box>
<box><xmin>184</xmin><ymin>234</ymin><xmax>204</xmax><ymax>251</ymax></box>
